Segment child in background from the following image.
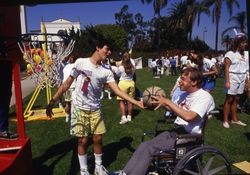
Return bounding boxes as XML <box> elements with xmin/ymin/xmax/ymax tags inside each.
<box><xmin>62</xmin><ymin>53</ymin><xmax>77</xmax><ymax>122</ymax></box>
<box><xmin>115</xmin><ymin>52</ymin><xmax>136</xmax><ymax>124</ymax></box>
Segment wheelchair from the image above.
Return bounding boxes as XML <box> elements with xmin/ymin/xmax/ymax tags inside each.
<box><xmin>142</xmin><ymin>110</ymin><xmax>232</xmax><ymax>175</ymax></box>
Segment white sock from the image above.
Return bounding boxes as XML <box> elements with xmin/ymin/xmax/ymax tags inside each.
<box><xmin>127</xmin><ymin>115</ymin><xmax>132</xmax><ymax>121</ymax></box>
<box><xmin>65</xmin><ymin>113</ymin><xmax>70</xmax><ymax>122</ymax></box>
<box><xmin>78</xmin><ymin>154</ymin><xmax>88</xmax><ymax>170</ymax></box>
<box><xmin>94</xmin><ymin>153</ymin><xmax>102</xmax><ymax>166</ymax></box>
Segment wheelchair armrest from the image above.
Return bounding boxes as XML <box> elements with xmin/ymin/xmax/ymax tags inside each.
<box><xmin>157</xmin><ymin>118</ymin><xmax>176</xmax><ymax>124</ymax></box>
<box><xmin>176</xmin><ymin>133</ymin><xmax>203</xmax><ymax>145</ymax></box>
<box><xmin>208</xmin><ymin>110</ymin><xmax>220</xmax><ymax>115</ymax></box>
<box><xmin>176</xmin><ymin>133</ymin><xmax>203</xmax><ymax>139</ymax></box>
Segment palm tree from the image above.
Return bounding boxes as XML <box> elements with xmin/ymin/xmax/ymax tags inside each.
<box><xmin>167</xmin><ymin>0</ymin><xmax>210</xmax><ymax>41</ymax></box>
<box><xmin>203</xmin><ymin>0</ymin><xmax>240</xmax><ymax>51</ymax></box>
<box><xmin>221</xmin><ymin>34</ymin><xmax>233</xmax><ymax>50</ymax></box>
<box><xmin>221</xmin><ymin>11</ymin><xmax>247</xmax><ymax>39</ymax></box>
<box><xmin>141</xmin><ymin>0</ymin><xmax>168</xmax><ymax>18</ymax></box>
<box><xmin>141</xmin><ymin>0</ymin><xmax>168</xmax><ymax>53</ymax></box>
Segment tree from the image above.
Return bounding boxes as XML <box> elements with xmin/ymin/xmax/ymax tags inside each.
<box><xmin>115</xmin><ymin>5</ymin><xmax>136</xmax><ymax>47</ymax></box>
<box><xmin>203</xmin><ymin>0</ymin><xmax>240</xmax><ymax>50</ymax></box>
<box><xmin>115</xmin><ymin>5</ymin><xmax>148</xmax><ymax>50</ymax></box>
<box><xmin>221</xmin><ymin>34</ymin><xmax>233</xmax><ymax>50</ymax></box>
<box><xmin>221</xmin><ymin>11</ymin><xmax>247</xmax><ymax>38</ymax></box>
<box><xmin>95</xmin><ymin>24</ymin><xmax>128</xmax><ymax>51</ymax></box>
<box><xmin>167</xmin><ymin>0</ymin><xmax>210</xmax><ymax>41</ymax></box>
<box><xmin>191</xmin><ymin>36</ymin><xmax>210</xmax><ymax>52</ymax></box>
<box><xmin>141</xmin><ymin>0</ymin><xmax>168</xmax><ymax>53</ymax></box>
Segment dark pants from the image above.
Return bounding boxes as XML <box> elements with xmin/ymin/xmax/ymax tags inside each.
<box><xmin>152</xmin><ymin>67</ymin><xmax>157</xmax><ymax>76</ymax></box>
<box><xmin>171</xmin><ymin>66</ymin><xmax>177</xmax><ymax>76</ymax></box>
<box><xmin>123</xmin><ymin>127</ymin><xmax>187</xmax><ymax>175</ymax></box>
<box><xmin>0</xmin><ymin>60</ymin><xmax>12</xmax><ymax>132</ymax></box>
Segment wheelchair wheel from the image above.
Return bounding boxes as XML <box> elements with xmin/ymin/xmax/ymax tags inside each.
<box><xmin>173</xmin><ymin>145</ymin><xmax>232</xmax><ymax>175</ymax></box>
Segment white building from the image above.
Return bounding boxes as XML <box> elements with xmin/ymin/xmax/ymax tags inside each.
<box><xmin>42</xmin><ymin>18</ymin><xmax>80</xmax><ymax>34</ymax></box>
<box><xmin>31</xmin><ymin>18</ymin><xmax>81</xmax><ymax>43</ymax></box>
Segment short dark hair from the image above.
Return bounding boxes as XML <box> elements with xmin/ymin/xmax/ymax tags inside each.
<box><xmin>181</xmin><ymin>67</ymin><xmax>203</xmax><ymax>87</ymax></box>
<box><xmin>90</xmin><ymin>33</ymin><xmax>111</xmax><ymax>53</ymax></box>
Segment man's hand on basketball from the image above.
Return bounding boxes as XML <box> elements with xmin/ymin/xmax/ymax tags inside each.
<box><xmin>46</xmin><ymin>99</ymin><xmax>55</xmax><ymax>118</ymax></box>
<box><xmin>151</xmin><ymin>94</ymin><xmax>168</xmax><ymax>110</ymax></box>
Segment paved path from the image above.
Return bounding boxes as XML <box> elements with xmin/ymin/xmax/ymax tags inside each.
<box><xmin>10</xmin><ymin>76</ymin><xmax>37</xmax><ymax>107</ymax></box>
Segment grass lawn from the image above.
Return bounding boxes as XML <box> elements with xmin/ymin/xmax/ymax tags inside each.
<box><xmin>9</xmin><ymin>68</ymin><xmax>250</xmax><ymax>175</ymax></box>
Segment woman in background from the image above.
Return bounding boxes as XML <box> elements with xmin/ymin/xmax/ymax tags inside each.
<box><xmin>223</xmin><ymin>33</ymin><xmax>248</xmax><ymax>128</ymax></box>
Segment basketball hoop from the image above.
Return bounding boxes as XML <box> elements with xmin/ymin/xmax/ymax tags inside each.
<box><xmin>17</xmin><ymin>33</ymin><xmax>75</xmax><ymax>120</ymax></box>
<box><xmin>18</xmin><ymin>33</ymin><xmax>75</xmax><ymax>88</ymax></box>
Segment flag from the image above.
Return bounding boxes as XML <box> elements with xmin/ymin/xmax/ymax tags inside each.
<box><xmin>41</xmin><ymin>22</ymin><xmax>47</xmax><ymax>51</ymax></box>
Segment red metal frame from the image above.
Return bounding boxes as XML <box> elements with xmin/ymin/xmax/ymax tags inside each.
<box><xmin>0</xmin><ymin>6</ymin><xmax>33</xmax><ymax>175</ymax></box>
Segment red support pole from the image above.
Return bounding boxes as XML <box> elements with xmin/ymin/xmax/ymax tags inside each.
<box><xmin>12</xmin><ymin>60</ymin><xmax>26</xmax><ymax>139</ymax></box>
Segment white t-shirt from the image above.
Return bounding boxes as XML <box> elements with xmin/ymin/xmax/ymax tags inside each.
<box><xmin>163</xmin><ymin>58</ymin><xmax>170</xmax><ymax>68</ymax></box>
<box><xmin>151</xmin><ymin>60</ymin><xmax>157</xmax><ymax>68</ymax></box>
<box><xmin>211</xmin><ymin>57</ymin><xmax>217</xmax><ymax>65</ymax></box>
<box><xmin>174</xmin><ymin>89</ymin><xmax>215</xmax><ymax>134</ymax></box>
<box><xmin>115</xmin><ymin>65</ymin><xmax>135</xmax><ymax>81</ymax></box>
<box><xmin>63</xmin><ymin>63</ymin><xmax>76</xmax><ymax>89</ymax></box>
<box><xmin>224</xmin><ymin>51</ymin><xmax>248</xmax><ymax>74</ymax></box>
<box><xmin>180</xmin><ymin>55</ymin><xmax>188</xmax><ymax>67</ymax></box>
<box><xmin>203</xmin><ymin>57</ymin><xmax>215</xmax><ymax>73</ymax></box>
<box><xmin>70</xmin><ymin>58</ymin><xmax>115</xmax><ymax>110</ymax></box>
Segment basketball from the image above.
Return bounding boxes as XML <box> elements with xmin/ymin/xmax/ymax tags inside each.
<box><xmin>142</xmin><ymin>86</ymin><xmax>166</xmax><ymax>109</ymax></box>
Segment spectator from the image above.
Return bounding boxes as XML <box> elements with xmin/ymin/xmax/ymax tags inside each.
<box><xmin>62</xmin><ymin>53</ymin><xmax>77</xmax><ymax>122</ymax></box>
<box><xmin>180</xmin><ymin>52</ymin><xmax>188</xmax><ymax>69</ymax></box>
<box><xmin>151</xmin><ymin>58</ymin><xmax>158</xmax><ymax>77</ymax></box>
<box><xmin>115</xmin><ymin>52</ymin><xmax>136</xmax><ymax>124</ymax></box>
<box><xmin>189</xmin><ymin>51</ymin><xmax>218</xmax><ymax>93</ymax></box>
<box><xmin>223</xmin><ymin>33</ymin><xmax>248</xmax><ymax>128</ymax></box>
<box><xmin>163</xmin><ymin>57</ymin><xmax>170</xmax><ymax>76</ymax></box>
<box><xmin>169</xmin><ymin>56</ymin><xmax>177</xmax><ymax>76</ymax></box>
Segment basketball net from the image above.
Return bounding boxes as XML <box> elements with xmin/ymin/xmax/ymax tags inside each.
<box><xmin>17</xmin><ymin>33</ymin><xmax>75</xmax><ymax>120</ymax></box>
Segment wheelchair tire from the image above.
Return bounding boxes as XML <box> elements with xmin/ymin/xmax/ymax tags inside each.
<box><xmin>173</xmin><ymin>145</ymin><xmax>232</xmax><ymax>175</ymax></box>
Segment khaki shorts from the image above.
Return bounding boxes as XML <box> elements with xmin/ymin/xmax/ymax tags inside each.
<box><xmin>117</xmin><ymin>80</ymin><xmax>135</xmax><ymax>100</ymax></box>
<box><xmin>70</xmin><ymin>106</ymin><xmax>106</xmax><ymax>137</ymax></box>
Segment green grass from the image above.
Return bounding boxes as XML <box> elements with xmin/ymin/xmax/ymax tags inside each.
<box><xmin>9</xmin><ymin>68</ymin><xmax>250</xmax><ymax>175</ymax></box>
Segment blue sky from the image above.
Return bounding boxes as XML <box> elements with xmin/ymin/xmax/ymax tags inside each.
<box><xmin>25</xmin><ymin>0</ymin><xmax>246</xmax><ymax>50</ymax></box>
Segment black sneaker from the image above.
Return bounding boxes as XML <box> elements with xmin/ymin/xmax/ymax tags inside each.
<box><xmin>0</xmin><ymin>131</ymin><xmax>18</xmax><ymax>140</ymax></box>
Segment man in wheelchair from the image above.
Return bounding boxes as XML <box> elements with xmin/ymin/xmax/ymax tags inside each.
<box><xmin>114</xmin><ymin>67</ymin><xmax>215</xmax><ymax>175</ymax></box>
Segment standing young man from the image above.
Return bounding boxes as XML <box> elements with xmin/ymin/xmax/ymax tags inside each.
<box><xmin>113</xmin><ymin>67</ymin><xmax>215</xmax><ymax>175</ymax></box>
<box><xmin>46</xmin><ymin>38</ymin><xmax>144</xmax><ymax>175</ymax></box>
